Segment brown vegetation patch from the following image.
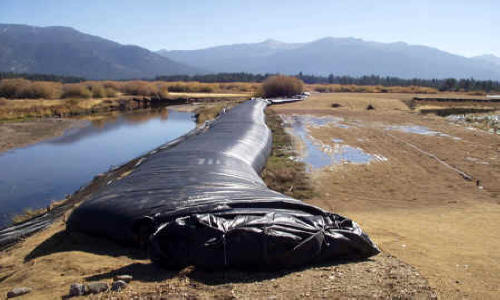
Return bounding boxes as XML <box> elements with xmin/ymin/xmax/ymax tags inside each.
<box><xmin>261</xmin><ymin>110</ymin><xmax>314</xmax><ymax>199</ymax></box>
<box><xmin>261</xmin><ymin>75</ymin><xmax>304</xmax><ymax>98</ymax></box>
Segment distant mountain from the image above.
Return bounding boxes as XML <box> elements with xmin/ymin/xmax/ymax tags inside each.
<box><xmin>0</xmin><ymin>24</ymin><xmax>199</xmax><ymax>80</ymax></box>
<box><xmin>471</xmin><ymin>54</ymin><xmax>500</xmax><ymax>67</ymax></box>
<box><xmin>159</xmin><ymin>37</ymin><xmax>500</xmax><ymax>80</ymax></box>
<box><xmin>158</xmin><ymin>39</ymin><xmax>304</xmax><ymax>73</ymax></box>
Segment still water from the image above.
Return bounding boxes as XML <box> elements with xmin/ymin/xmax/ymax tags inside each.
<box><xmin>0</xmin><ymin>108</ymin><xmax>195</xmax><ymax>227</ymax></box>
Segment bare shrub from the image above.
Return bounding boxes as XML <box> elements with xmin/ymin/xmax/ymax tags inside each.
<box><xmin>0</xmin><ymin>79</ymin><xmax>29</xmax><ymax>98</ymax></box>
<box><xmin>30</xmin><ymin>81</ymin><xmax>62</xmax><ymax>98</ymax></box>
<box><xmin>89</xmin><ymin>84</ymin><xmax>107</xmax><ymax>98</ymax></box>
<box><xmin>262</xmin><ymin>75</ymin><xmax>304</xmax><ymax>98</ymax></box>
<box><xmin>167</xmin><ymin>82</ymin><xmax>189</xmax><ymax>93</ymax></box>
<box><xmin>104</xmin><ymin>88</ymin><xmax>117</xmax><ymax>97</ymax></box>
<box><xmin>0</xmin><ymin>78</ymin><xmax>62</xmax><ymax>99</ymax></box>
<box><xmin>62</xmin><ymin>83</ymin><xmax>92</xmax><ymax>98</ymax></box>
<box><xmin>123</xmin><ymin>81</ymin><xmax>159</xmax><ymax>97</ymax></box>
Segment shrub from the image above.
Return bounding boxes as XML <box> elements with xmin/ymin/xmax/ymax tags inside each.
<box><xmin>314</xmin><ymin>86</ymin><xmax>329</xmax><ymax>93</ymax></box>
<box><xmin>89</xmin><ymin>84</ymin><xmax>107</xmax><ymax>98</ymax></box>
<box><xmin>0</xmin><ymin>78</ymin><xmax>29</xmax><ymax>98</ymax></box>
<box><xmin>262</xmin><ymin>75</ymin><xmax>304</xmax><ymax>98</ymax></box>
<box><xmin>0</xmin><ymin>78</ymin><xmax>62</xmax><ymax>99</ymax></box>
<box><xmin>102</xmin><ymin>81</ymin><xmax>123</xmax><ymax>91</ymax></box>
<box><xmin>104</xmin><ymin>87</ymin><xmax>117</xmax><ymax>97</ymax></box>
<box><xmin>62</xmin><ymin>84</ymin><xmax>92</xmax><ymax>98</ymax></box>
<box><xmin>123</xmin><ymin>81</ymin><xmax>159</xmax><ymax>97</ymax></box>
<box><xmin>167</xmin><ymin>82</ymin><xmax>189</xmax><ymax>93</ymax></box>
<box><xmin>30</xmin><ymin>81</ymin><xmax>62</xmax><ymax>98</ymax></box>
<box><xmin>198</xmin><ymin>85</ymin><xmax>215</xmax><ymax>93</ymax></box>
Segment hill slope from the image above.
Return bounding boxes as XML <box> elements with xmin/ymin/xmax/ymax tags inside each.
<box><xmin>160</xmin><ymin>38</ymin><xmax>500</xmax><ymax>80</ymax></box>
<box><xmin>471</xmin><ymin>54</ymin><xmax>500</xmax><ymax>67</ymax></box>
<box><xmin>0</xmin><ymin>24</ymin><xmax>199</xmax><ymax>80</ymax></box>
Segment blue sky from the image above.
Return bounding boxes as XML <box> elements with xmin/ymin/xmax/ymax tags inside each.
<box><xmin>1</xmin><ymin>0</ymin><xmax>498</xmax><ymax>57</ymax></box>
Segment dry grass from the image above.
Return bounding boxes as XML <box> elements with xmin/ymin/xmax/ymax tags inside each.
<box><xmin>261</xmin><ymin>110</ymin><xmax>314</xmax><ymax>199</ymax></box>
<box><xmin>193</xmin><ymin>101</ymin><xmax>242</xmax><ymax>125</ymax></box>
<box><xmin>11</xmin><ymin>199</ymin><xmax>69</xmax><ymax>225</ymax></box>
<box><xmin>0</xmin><ymin>78</ymin><xmax>63</xmax><ymax>99</ymax></box>
<box><xmin>306</xmin><ymin>83</ymin><xmax>438</xmax><ymax>94</ymax></box>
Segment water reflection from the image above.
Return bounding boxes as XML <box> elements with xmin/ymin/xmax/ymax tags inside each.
<box><xmin>0</xmin><ymin>108</ymin><xmax>195</xmax><ymax>227</ymax></box>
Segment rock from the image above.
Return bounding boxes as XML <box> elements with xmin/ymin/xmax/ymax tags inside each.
<box><xmin>114</xmin><ymin>274</ymin><xmax>133</xmax><ymax>283</ymax></box>
<box><xmin>7</xmin><ymin>287</ymin><xmax>32</xmax><ymax>298</ymax></box>
<box><xmin>111</xmin><ymin>280</ymin><xmax>128</xmax><ymax>291</ymax></box>
<box><xmin>87</xmin><ymin>282</ymin><xmax>109</xmax><ymax>294</ymax></box>
<box><xmin>69</xmin><ymin>283</ymin><xmax>86</xmax><ymax>297</ymax></box>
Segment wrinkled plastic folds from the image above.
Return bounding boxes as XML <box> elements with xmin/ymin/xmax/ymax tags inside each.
<box><xmin>68</xmin><ymin>99</ymin><xmax>379</xmax><ymax>269</ymax></box>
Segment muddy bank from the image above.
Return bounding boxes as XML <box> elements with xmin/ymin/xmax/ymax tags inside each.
<box><xmin>0</xmin><ymin>118</ymin><xmax>86</xmax><ymax>153</ymax></box>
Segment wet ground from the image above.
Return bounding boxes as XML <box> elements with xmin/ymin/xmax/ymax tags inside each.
<box><xmin>283</xmin><ymin>114</ymin><xmax>387</xmax><ymax>171</ymax></box>
<box><xmin>0</xmin><ymin>108</ymin><xmax>195</xmax><ymax>227</ymax></box>
<box><xmin>272</xmin><ymin>92</ymin><xmax>500</xmax><ymax>299</ymax></box>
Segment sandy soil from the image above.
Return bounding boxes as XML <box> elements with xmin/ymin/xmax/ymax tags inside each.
<box><xmin>271</xmin><ymin>92</ymin><xmax>500</xmax><ymax>298</ymax></box>
<box><xmin>0</xmin><ymin>118</ymin><xmax>86</xmax><ymax>153</ymax></box>
<box><xmin>0</xmin><ymin>220</ymin><xmax>435</xmax><ymax>299</ymax></box>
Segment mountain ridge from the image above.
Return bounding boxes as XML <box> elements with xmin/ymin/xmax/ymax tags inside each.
<box><xmin>1</xmin><ymin>23</ymin><xmax>499</xmax><ymax>80</ymax></box>
<box><xmin>0</xmin><ymin>23</ymin><xmax>199</xmax><ymax>80</ymax></box>
<box><xmin>159</xmin><ymin>37</ymin><xmax>500</xmax><ymax>80</ymax></box>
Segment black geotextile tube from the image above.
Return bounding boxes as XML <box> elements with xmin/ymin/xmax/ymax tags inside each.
<box><xmin>67</xmin><ymin>98</ymin><xmax>380</xmax><ymax>269</ymax></box>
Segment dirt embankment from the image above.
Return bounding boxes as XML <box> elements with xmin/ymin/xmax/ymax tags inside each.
<box><xmin>271</xmin><ymin>92</ymin><xmax>500</xmax><ymax>298</ymax></box>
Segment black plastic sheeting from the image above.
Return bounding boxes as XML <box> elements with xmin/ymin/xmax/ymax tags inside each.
<box><xmin>68</xmin><ymin>98</ymin><xmax>379</xmax><ymax>269</ymax></box>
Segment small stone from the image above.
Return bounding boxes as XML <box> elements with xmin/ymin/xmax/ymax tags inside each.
<box><xmin>114</xmin><ymin>275</ymin><xmax>133</xmax><ymax>283</ymax></box>
<box><xmin>7</xmin><ymin>287</ymin><xmax>32</xmax><ymax>298</ymax></box>
<box><xmin>111</xmin><ymin>280</ymin><xmax>128</xmax><ymax>291</ymax></box>
<box><xmin>69</xmin><ymin>283</ymin><xmax>86</xmax><ymax>297</ymax></box>
<box><xmin>86</xmin><ymin>282</ymin><xmax>109</xmax><ymax>294</ymax></box>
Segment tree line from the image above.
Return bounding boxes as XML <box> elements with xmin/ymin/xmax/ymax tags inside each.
<box><xmin>156</xmin><ymin>73</ymin><xmax>500</xmax><ymax>92</ymax></box>
<box><xmin>0</xmin><ymin>72</ymin><xmax>84</xmax><ymax>83</ymax></box>
<box><xmin>2</xmin><ymin>71</ymin><xmax>499</xmax><ymax>92</ymax></box>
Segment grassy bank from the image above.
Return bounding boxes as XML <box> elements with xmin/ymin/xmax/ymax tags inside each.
<box><xmin>261</xmin><ymin>110</ymin><xmax>314</xmax><ymax>199</ymax></box>
<box><xmin>0</xmin><ymin>94</ymin><xmax>250</xmax><ymax>122</ymax></box>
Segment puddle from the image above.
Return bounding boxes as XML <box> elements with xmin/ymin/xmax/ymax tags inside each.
<box><xmin>284</xmin><ymin>115</ymin><xmax>386</xmax><ymax>171</ymax></box>
<box><xmin>386</xmin><ymin>125</ymin><xmax>460</xmax><ymax>140</ymax></box>
<box><xmin>287</xmin><ymin>116</ymin><xmax>332</xmax><ymax>170</ymax></box>
<box><xmin>299</xmin><ymin>115</ymin><xmax>352</xmax><ymax>129</ymax></box>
